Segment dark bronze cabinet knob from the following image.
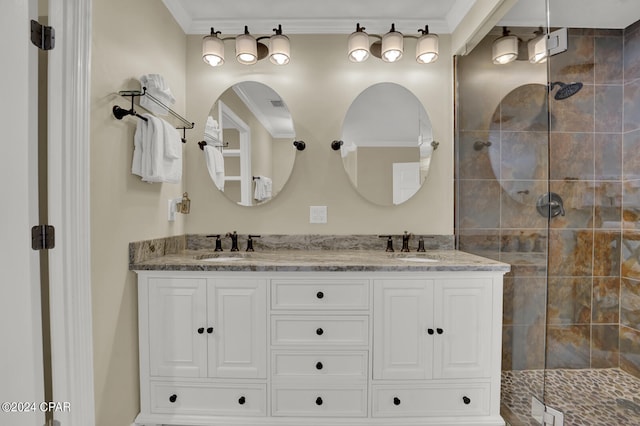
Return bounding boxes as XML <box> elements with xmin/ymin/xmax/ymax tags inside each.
<box><xmin>238</xmin><ymin>396</ymin><xmax>246</xmax><ymax>405</ymax></box>
<box><xmin>169</xmin><ymin>394</ymin><xmax>177</xmax><ymax>403</ymax></box>
<box><xmin>393</xmin><ymin>397</ymin><xmax>401</xmax><ymax>406</ymax></box>
<box><xmin>463</xmin><ymin>396</ymin><xmax>471</xmax><ymax>405</ymax></box>
<box><xmin>316</xmin><ymin>361</ymin><xmax>323</xmax><ymax>370</ymax></box>
<box><xmin>427</xmin><ymin>328</ymin><xmax>434</xmax><ymax>335</ymax></box>
<box><xmin>316</xmin><ymin>328</ymin><xmax>324</xmax><ymax>336</ymax></box>
<box><xmin>316</xmin><ymin>291</ymin><xmax>324</xmax><ymax>299</ymax></box>
<box><xmin>207</xmin><ymin>327</ymin><xmax>214</xmax><ymax>334</ymax></box>
<box><xmin>315</xmin><ymin>396</ymin><xmax>323</xmax><ymax>406</ymax></box>
<box><xmin>436</xmin><ymin>328</ymin><xmax>444</xmax><ymax>335</ymax></box>
<box><xmin>197</xmin><ymin>327</ymin><xmax>204</xmax><ymax>334</ymax></box>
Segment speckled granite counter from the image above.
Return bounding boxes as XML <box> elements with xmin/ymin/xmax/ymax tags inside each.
<box><xmin>129</xmin><ymin>249</ymin><xmax>510</xmax><ymax>272</ymax></box>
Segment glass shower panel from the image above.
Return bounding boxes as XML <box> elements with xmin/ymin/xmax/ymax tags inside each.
<box><xmin>455</xmin><ymin>18</ymin><xmax>550</xmax><ymax>424</ymax></box>
<box><xmin>542</xmin><ymin>1</ymin><xmax>640</xmax><ymax>424</ymax></box>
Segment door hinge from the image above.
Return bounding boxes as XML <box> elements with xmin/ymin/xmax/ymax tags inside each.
<box><xmin>30</xmin><ymin>19</ymin><xmax>55</xmax><ymax>51</ymax></box>
<box><xmin>31</xmin><ymin>225</ymin><xmax>55</xmax><ymax>250</ymax></box>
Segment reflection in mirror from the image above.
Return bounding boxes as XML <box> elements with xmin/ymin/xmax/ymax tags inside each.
<box><xmin>341</xmin><ymin>82</ymin><xmax>435</xmax><ymax>206</ymax></box>
<box><xmin>203</xmin><ymin>81</ymin><xmax>296</xmax><ymax>206</ymax></box>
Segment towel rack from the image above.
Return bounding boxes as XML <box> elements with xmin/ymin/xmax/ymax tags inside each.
<box><xmin>113</xmin><ymin>87</ymin><xmax>195</xmax><ymax>143</ymax></box>
<box><xmin>198</xmin><ymin>141</ymin><xmax>229</xmax><ymax>151</ymax></box>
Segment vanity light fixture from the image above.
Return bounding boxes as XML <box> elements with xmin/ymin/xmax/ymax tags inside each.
<box><xmin>492</xmin><ymin>27</ymin><xmax>518</xmax><ymax>65</ymax></box>
<box><xmin>347</xmin><ymin>23</ymin><xmax>439</xmax><ymax>64</ymax></box>
<box><xmin>381</xmin><ymin>23</ymin><xmax>403</xmax><ymax>62</ymax></box>
<box><xmin>528</xmin><ymin>27</ymin><xmax>548</xmax><ymax>64</ymax></box>
<box><xmin>202</xmin><ymin>25</ymin><xmax>290</xmax><ymax>67</ymax></box>
<box><xmin>348</xmin><ymin>23</ymin><xmax>370</xmax><ymax>62</ymax></box>
<box><xmin>416</xmin><ymin>25</ymin><xmax>439</xmax><ymax>64</ymax></box>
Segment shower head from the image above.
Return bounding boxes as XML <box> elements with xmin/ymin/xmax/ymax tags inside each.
<box><xmin>550</xmin><ymin>81</ymin><xmax>583</xmax><ymax>100</ymax></box>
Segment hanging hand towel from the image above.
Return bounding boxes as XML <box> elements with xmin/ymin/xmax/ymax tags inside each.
<box><xmin>254</xmin><ymin>176</ymin><xmax>273</xmax><ymax>202</ymax></box>
<box><xmin>132</xmin><ymin>113</ymin><xmax>151</xmax><ymax>177</ymax></box>
<box><xmin>203</xmin><ymin>145</ymin><xmax>225</xmax><ymax>190</ymax></box>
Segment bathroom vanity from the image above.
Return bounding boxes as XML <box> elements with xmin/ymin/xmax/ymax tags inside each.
<box><xmin>131</xmin><ymin>249</ymin><xmax>509</xmax><ymax>426</ymax></box>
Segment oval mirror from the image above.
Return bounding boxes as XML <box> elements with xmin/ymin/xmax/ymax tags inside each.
<box><xmin>340</xmin><ymin>82</ymin><xmax>435</xmax><ymax>206</ymax></box>
<box><xmin>203</xmin><ymin>81</ymin><xmax>296</xmax><ymax>206</ymax></box>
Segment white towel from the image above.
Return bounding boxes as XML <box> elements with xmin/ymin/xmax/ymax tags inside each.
<box><xmin>254</xmin><ymin>176</ymin><xmax>272</xmax><ymax>202</ymax></box>
<box><xmin>139</xmin><ymin>74</ymin><xmax>175</xmax><ymax>116</ymax></box>
<box><xmin>340</xmin><ymin>140</ymin><xmax>357</xmax><ymax>158</ymax></box>
<box><xmin>204</xmin><ymin>116</ymin><xmax>221</xmax><ymax>145</ymax></box>
<box><xmin>132</xmin><ymin>114</ymin><xmax>149</xmax><ymax>177</ymax></box>
<box><xmin>132</xmin><ymin>114</ymin><xmax>182</xmax><ymax>183</ymax></box>
<box><xmin>203</xmin><ymin>145</ymin><xmax>225</xmax><ymax>190</ymax></box>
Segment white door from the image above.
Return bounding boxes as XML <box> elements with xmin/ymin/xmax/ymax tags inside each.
<box><xmin>373</xmin><ymin>279</ymin><xmax>434</xmax><ymax>380</ymax></box>
<box><xmin>208</xmin><ymin>279</ymin><xmax>267</xmax><ymax>378</ymax></box>
<box><xmin>148</xmin><ymin>278</ymin><xmax>208</xmax><ymax>377</ymax></box>
<box><xmin>0</xmin><ymin>2</ymin><xmax>45</xmax><ymax>426</ymax></box>
<box><xmin>392</xmin><ymin>162</ymin><xmax>421</xmax><ymax>205</ymax></box>
<box><xmin>433</xmin><ymin>279</ymin><xmax>492</xmax><ymax>379</ymax></box>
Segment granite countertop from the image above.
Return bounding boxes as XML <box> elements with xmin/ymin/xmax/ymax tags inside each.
<box><xmin>130</xmin><ymin>249</ymin><xmax>511</xmax><ymax>272</ymax></box>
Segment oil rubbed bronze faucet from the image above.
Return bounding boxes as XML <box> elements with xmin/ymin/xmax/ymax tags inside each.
<box><xmin>226</xmin><ymin>231</ymin><xmax>239</xmax><ymax>251</ymax></box>
<box><xmin>378</xmin><ymin>235</ymin><xmax>394</xmax><ymax>252</ymax></box>
<box><xmin>246</xmin><ymin>235</ymin><xmax>261</xmax><ymax>252</ymax></box>
<box><xmin>401</xmin><ymin>231</ymin><xmax>412</xmax><ymax>252</ymax></box>
<box><xmin>206</xmin><ymin>234</ymin><xmax>223</xmax><ymax>251</ymax></box>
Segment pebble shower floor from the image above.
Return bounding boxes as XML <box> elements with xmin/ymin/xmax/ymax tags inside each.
<box><xmin>501</xmin><ymin>369</ymin><xmax>640</xmax><ymax>425</ymax></box>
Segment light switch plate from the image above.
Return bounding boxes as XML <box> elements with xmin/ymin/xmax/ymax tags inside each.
<box><xmin>310</xmin><ymin>206</ymin><xmax>327</xmax><ymax>224</ymax></box>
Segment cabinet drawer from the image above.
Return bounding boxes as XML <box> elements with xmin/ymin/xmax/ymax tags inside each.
<box><xmin>272</xmin><ymin>385</ymin><xmax>367</xmax><ymax>417</ymax></box>
<box><xmin>271</xmin><ymin>279</ymin><xmax>369</xmax><ymax>310</ymax></box>
<box><xmin>150</xmin><ymin>382</ymin><xmax>266</xmax><ymax>416</ymax></box>
<box><xmin>372</xmin><ymin>383</ymin><xmax>490</xmax><ymax>417</ymax></box>
<box><xmin>272</xmin><ymin>351</ymin><xmax>368</xmax><ymax>380</ymax></box>
<box><xmin>271</xmin><ymin>315</ymin><xmax>369</xmax><ymax>346</ymax></box>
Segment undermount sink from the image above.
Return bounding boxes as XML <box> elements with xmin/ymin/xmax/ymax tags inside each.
<box><xmin>193</xmin><ymin>253</ymin><xmax>250</xmax><ymax>261</ymax></box>
<box><xmin>397</xmin><ymin>257</ymin><xmax>438</xmax><ymax>263</ymax></box>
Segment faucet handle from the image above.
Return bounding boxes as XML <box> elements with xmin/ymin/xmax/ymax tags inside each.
<box><xmin>226</xmin><ymin>231</ymin><xmax>239</xmax><ymax>252</ymax></box>
<box><xmin>206</xmin><ymin>234</ymin><xmax>223</xmax><ymax>251</ymax></box>
<box><xmin>246</xmin><ymin>235</ymin><xmax>261</xmax><ymax>252</ymax></box>
<box><xmin>417</xmin><ymin>236</ymin><xmax>426</xmax><ymax>252</ymax></box>
<box><xmin>401</xmin><ymin>231</ymin><xmax>412</xmax><ymax>252</ymax></box>
<box><xmin>378</xmin><ymin>235</ymin><xmax>394</xmax><ymax>252</ymax></box>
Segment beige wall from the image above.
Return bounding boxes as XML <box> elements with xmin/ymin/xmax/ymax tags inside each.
<box><xmin>90</xmin><ymin>0</ymin><xmax>187</xmax><ymax>425</ymax></box>
<box><xmin>185</xmin><ymin>34</ymin><xmax>454</xmax><ymax>234</ymax></box>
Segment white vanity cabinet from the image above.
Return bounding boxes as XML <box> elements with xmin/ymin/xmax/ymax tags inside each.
<box><xmin>133</xmin><ymin>270</ymin><xmax>505</xmax><ymax>426</ymax></box>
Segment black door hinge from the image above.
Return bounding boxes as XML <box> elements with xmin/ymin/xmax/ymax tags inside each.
<box><xmin>30</xmin><ymin>19</ymin><xmax>55</xmax><ymax>51</ymax></box>
<box><xmin>32</xmin><ymin>225</ymin><xmax>55</xmax><ymax>250</ymax></box>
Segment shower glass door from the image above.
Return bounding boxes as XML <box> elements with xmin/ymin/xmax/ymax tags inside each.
<box><xmin>455</xmin><ymin>1</ymin><xmax>551</xmax><ymax>423</ymax></box>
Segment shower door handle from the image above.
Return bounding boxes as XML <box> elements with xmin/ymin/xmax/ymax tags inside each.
<box><xmin>536</xmin><ymin>192</ymin><xmax>565</xmax><ymax>218</ymax></box>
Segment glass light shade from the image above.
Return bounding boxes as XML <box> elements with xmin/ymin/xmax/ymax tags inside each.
<box><xmin>269</xmin><ymin>34</ymin><xmax>290</xmax><ymax>65</ymax></box>
<box><xmin>236</xmin><ymin>33</ymin><xmax>257</xmax><ymax>65</ymax></box>
<box><xmin>348</xmin><ymin>30</ymin><xmax>370</xmax><ymax>62</ymax></box>
<box><xmin>416</xmin><ymin>33</ymin><xmax>439</xmax><ymax>64</ymax></box>
<box><xmin>202</xmin><ymin>35</ymin><xmax>224</xmax><ymax>67</ymax></box>
<box><xmin>492</xmin><ymin>35</ymin><xmax>518</xmax><ymax>65</ymax></box>
<box><xmin>528</xmin><ymin>34</ymin><xmax>547</xmax><ymax>64</ymax></box>
<box><xmin>381</xmin><ymin>30</ymin><xmax>403</xmax><ymax>62</ymax></box>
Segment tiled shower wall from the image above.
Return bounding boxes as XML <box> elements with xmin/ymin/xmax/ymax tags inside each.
<box><xmin>457</xmin><ymin>21</ymin><xmax>640</xmax><ymax>377</ymax></box>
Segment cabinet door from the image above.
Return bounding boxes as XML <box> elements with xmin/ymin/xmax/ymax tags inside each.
<box><xmin>208</xmin><ymin>278</ymin><xmax>267</xmax><ymax>378</ymax></box>
<box><xmin>148</xmin><ymin>278</ymin><xmax>208</xmax><ymax>377</ymax></box>
<box><xmin>373</xmin><ymin>279</ymin><xmax>433</xmax><ymax>379</ymax></box>
<box><xmin>433</xmin><ymin>278</ymin><xmax>492</xmax><ymax>379</ymax></box>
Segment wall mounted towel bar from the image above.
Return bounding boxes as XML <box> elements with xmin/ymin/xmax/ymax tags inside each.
<box><xmin>113</xmin><ymin>87</ymin><xmax>194</xmax><ymax>143</ymax></box>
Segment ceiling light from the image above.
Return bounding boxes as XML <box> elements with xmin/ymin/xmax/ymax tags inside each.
<box><xmin>528</xmin><ymin>27</ymin><xmax>547</xmax><ymax>64</ymax></box>
<box><xmin>269</xmin><ymin>25</ymin><xmax>290</xmax><ymax>65</ymax></box>
<box><xmin>492</xmin><ymin>27</ymin><xmax>518</xmax><ymax>65</ymax></box>
<box><xmin>416</xmin><ymin>25</ymin><xmax>439</xmax><ymax>64</ymax></box>
<box><xmin>381</xmin><ymin>23</ymin><xmax>403</xmax><ymax>63</ymax></box>
<box><xmin>202</xmin><ymin>28</ymin><xmax>224</xmax><ymax>67</ymax></box>
<box><xmin>348</xmin><ymin>23</ymin><xmax>370</xmax><ymax>62</ymax></box>
<box><xmin>236</xmin><ymin>26</ymin><xmax>257</xmax><ymax>65</ymax></box>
